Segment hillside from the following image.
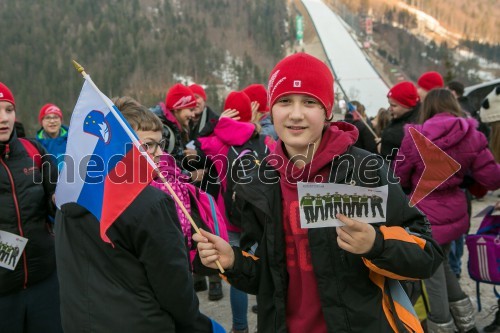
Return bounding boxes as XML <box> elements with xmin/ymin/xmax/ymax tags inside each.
<box><xmin>328</xmin><ymin>0</ymin><xmax>499</xmax><ymax>45</ymax></box>
<box><xmin>0</xmin><ymin>0</ymin><xmax>290</xmax><ymax>133</ymax></box>
<box><xmin>319</xmin><ymin>0</ymin><xmax>499</xmax><ymax>87</ymax></box>
<box><xmin>2</xmin><ymin>0</ymin><xmax>497</xmax><ymax>133</ymax></box>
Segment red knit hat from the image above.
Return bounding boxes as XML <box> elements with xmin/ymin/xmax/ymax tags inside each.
<box><xmin>189</xmin><ymin>84</ymin><xmax>207</xmax><ymax>101</ymax></box>
<box><xmin>268</xmin><ymin>53</ymin><xmax>334</xmax><ymax>118</ymax></box>
<box><xmin>38</xmin><ymin>103</ymin><xmax>63</xmax><ymax>124</ymax></box>
<box><xmin>165</xmin><ymin>83</ymin><xmax>197</xmax><ymax>110</ymax></box>
<box><xmin>242</xmin><ymin>84</ymin><xmax>269</xmax><ymax>113</ymax></box>
<box><xmin>224</xmin><ymin>91</ymin><xmax>252</xmax><ymax>122</ymax></box>
<box><xmin>0</xmin><ymin>82</ymin><xmax>15</xmax><ymax>107</ymax></box>
<box><xmin>387</xmin><ymin>81</ymin><xmax>420</xmax><ymax>108</ymax></box>
<box><xmin>417</xmin><ymin>71</ymin><xmax>444</xmax><ymax>92</ymax></box>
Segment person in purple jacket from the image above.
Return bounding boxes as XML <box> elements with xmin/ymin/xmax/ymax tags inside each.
<box><xmin>395</xmin><ymin>88</ymin><xmax>500</xmax><ymax>333</ymax></box>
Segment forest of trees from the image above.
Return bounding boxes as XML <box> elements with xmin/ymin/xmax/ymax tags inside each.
<box><xmin>0</xmin><ymin>0</ymin><xmax>290</xmax><ymax>133</ymax></box>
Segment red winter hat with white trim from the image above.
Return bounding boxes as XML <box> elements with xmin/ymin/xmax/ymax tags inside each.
<box><xmin>268</xmin><ymin>53</ymin><xmax>334</xmax><ymax>118</ymax></box>
<box><xmin>387</xmin><ymin>81</ymin><xmax>420</xmax><ymax>108</ymax></box>
<box><xmin>242</xmin><ymin>84</ymin><xmax>269</xmax><ymax>113</ymax></box>
<box><xmin>189</xmin><ymin>84</ymin><xmax>207</xmax><ymax>101</ymax></box>
<box><xmin>224</xmin><ymin>91</ymin><xmax>252</xmax><ymax>123</ymax></box>
<box><xmin>165</xmin><ymin>83</ymin><xmax>197</xmax><ymax>111</ymax></box>
<box><xmin>38</xmin><ymin>103</ymin><xmax>63</xmax><ymax>124</ymax></box>
<box><xmin>417</xmin><ymin>71</ymin><xmax>444</xmax><ymax>92</ymax></box>
<box><xmin>0</xmin><ymin>82</ymin><xmax>15</xmax><ymax>107</ymax></box>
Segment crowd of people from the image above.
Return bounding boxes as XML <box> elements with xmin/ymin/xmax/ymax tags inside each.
<box><xmin>0</xmin><ymin>51</ymin><xmax>499</xmax><ymax>333</ymax></box>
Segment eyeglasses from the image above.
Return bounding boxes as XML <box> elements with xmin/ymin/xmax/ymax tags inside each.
<box><xmin>43</xmin><ymin>115</ymin><xmax>61</xmax><ymax>121</ymax></box>
<box><xmin>140</xmin><ymin>139</ymin><xmax>166</xmax><ymax>153</ymax></box>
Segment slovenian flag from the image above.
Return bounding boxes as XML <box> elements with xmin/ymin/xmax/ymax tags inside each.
<box><xmin>56</xmin><ymin>75</ymin><xmax>156</xmax><ymax>243</ymax></box>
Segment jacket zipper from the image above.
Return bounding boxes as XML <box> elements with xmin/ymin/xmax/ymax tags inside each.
<box><xmin>0</xmin><ymin>158</ymin><xmax>28</xmax><ymax>289</ymax></box>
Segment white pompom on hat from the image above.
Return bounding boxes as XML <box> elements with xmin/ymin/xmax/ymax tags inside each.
<box><xmin>480</xmin><ymin>86</ymin><xmax>500</xmax><ymax>124</ymax></box>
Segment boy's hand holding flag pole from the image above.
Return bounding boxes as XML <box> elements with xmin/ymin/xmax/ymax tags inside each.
<box><xmin>56</xmin><ymin>60</ymin><xmax>224</xmax><ymax>273</ymax></box>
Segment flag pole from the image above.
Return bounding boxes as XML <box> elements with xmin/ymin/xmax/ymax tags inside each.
<box><xmin>71</xmin><ymin>60</ymin><xmax>225</xmax><ymax>273</ymax></box>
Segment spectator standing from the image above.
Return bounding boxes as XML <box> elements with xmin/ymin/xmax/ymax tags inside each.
<box><xmin>194</xmin><ymin>53</ymin><xmax>443</xmax><ymax>333</ymax></box>
<box><xmin>380</xmin><ymin>81</ymin><xmax>420</xmax><ymax>159</ymax></box>
<box><xmin>0</xmin><ymin>82</ymin><xmax>61</xmax><ymax>333</ymax></box>
<box><xmin>55</xmin><ymin>97</ymin><xmax>223</xmax><ymax>333</ymax></box>
<box><xmin>36</xmin><ymin>103</ymin><xmax>68</xmax><ymax>171</ymax></box>
<box><xmin>395</xmin><ymin>88</ymin><xmax>500</xmax><ymax>332</ymax></box>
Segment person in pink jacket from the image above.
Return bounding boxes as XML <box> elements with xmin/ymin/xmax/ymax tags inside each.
<box><xmin>395</xmin><ymin>88</ymin><xmax>500</xmax><ymax>333</ymax></box>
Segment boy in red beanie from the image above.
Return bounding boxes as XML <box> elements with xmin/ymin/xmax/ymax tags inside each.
<box><xmin>36</xmin><ymin>103</ymin><xmax>68</xmax><ymax>171</ymax></box>
<box><xmin>242</xmin><ymin>83</ymin><xmax>278</xmax><ymax>140</ymax></box>
<box><xmin>194</xmin><ymin>53</ymin><xmax>442</xmax><ymax>333</ymax></box>
<box><xmin>380</xmin><ymin>81</ymin><xmax>420</xmax><ymax>158</ymax></box>
<box><xmin>0</xmin><ymin>82</ymin><xmax>61</xmax><ymax>332</ymax></box>
<box><xmin>417</xmin><ymin>71</ymin><xmax>444</xmax><ymax>100</ymax></box>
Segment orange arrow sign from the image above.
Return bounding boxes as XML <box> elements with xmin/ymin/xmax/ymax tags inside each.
<box><xmin>407</xmin><ymin>127</ymin><xmax>461</xmax><ymax>207</ymax></box>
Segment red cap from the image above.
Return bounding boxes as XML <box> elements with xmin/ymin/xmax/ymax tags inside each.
<box><xmin>242</xmin><ymin>84</ymin><xmax>269</xmax><ymax>113</ymax></box>
<box><xmin>387</xmin><ymin>81</ymin><xmax>420</xmax><ymax>108</ymax></box>
<box><xmin>417</xmin><ymin>71</ymin><xmax>444</xmax><ymax>92</ymax></box>
<box><xmin>38</xmin><ymin>103</ymin><xmax>63</xmax><ymax>124</ymax></box>
<box><xmin>189</xmin><ymin>84</ymin><xmax>207</xmax><ymax>101</ymax></box>
<box><xmin>268</xmin><ymin>53</ymin><xmax>334</xmax><ymax>119</ymax></box>
<box><xmin>224</xmin><ymin>91</ymin><xmax>252</xmax><ymax>123</ymax></box>
<box><xmin>165</xmin><ymin>83</ymin><xmax>197</xmax><ymax>111</ymax></box>
<box><xmin>0</xmin><ymin>82</ymin><xmax>15</xmax><ymax>107</ymax></box>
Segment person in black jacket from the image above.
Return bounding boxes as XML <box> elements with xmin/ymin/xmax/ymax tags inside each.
<box><xmin>380</xmin><ymin>81</ymin><xmax>420</xmax><ymax>160</ymax></box>
<box><xmin>0</xmin><ymin>82</ymin><xmax>61</xmax><ymax>333</ymax></box>
<box><xmin>55</xmin><ymin>98</ymin><xmax>222</xmax><ymax>333</ymax></box>
<box><xmin>194</xmin><ymin>54</ymin><xmax>443</xmax><ymax>333</ymax></box>
<box><xmin>344</xmin><ymin>101</ymin><xmax>377</xmax><ymax>154</ymax></box>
